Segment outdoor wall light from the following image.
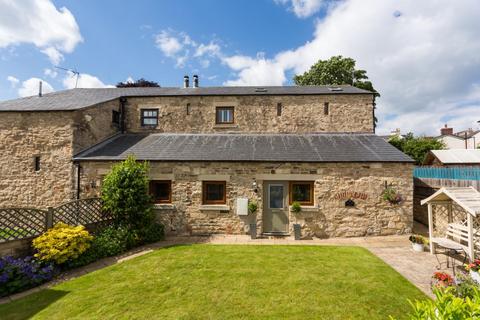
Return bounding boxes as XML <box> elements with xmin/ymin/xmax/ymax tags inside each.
<box><xmin>252</xmin><ymin>179</ymin><xmax>258</xmax><ymax>193</ymax></box>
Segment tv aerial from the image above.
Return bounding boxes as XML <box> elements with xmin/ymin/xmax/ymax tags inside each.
<box><xmin>54</xmin><ymin>66</ymin><xmax>80</xmax><ymax>88</ymax></box>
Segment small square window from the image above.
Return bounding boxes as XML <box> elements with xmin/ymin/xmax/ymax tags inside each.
<box><xmin>324</xmin><ymin>102</ymin><xmax>329</xmax><ymax>115</ymax></box>
<box><xmin>215</xmin><ymin>107</ymin><xmax>234</xmax><ymax>124</ymax></box>
<box><xmin>289</xmin><ymin>181</ymin><xmax>314</xmax><ymax>206</ymax></box>
<box><xmin>150</xmin><ymin>180</ymin><xmax>172</xmax><ymax>203</ymax></box>
<box><xmin>277</xmin><ymin>103</ymin><xmax>282</xmax><ymax>116</ymax></box>
<box><xmin>141</xmin><ymin>109</ymin><xmax>158</xmax><ymax>127</ymax></box>
<box><xmin>202</xmin><ymin>181</ymin><xmax>226</xmax><ymax>204</ymax></box>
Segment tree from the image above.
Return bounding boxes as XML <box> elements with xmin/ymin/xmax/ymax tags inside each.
<box><xmin>116</xmin><ymin>78</ymin><xmax>160</xmax><ymax>88</ymax></box>
<box><xmin>388</xmin><ymin>133</ymin><xmax>445</xmax><ymax>164</ymax></box>
<box><xmin>293</xmin><ymin>55</ymin><xmax>378</xmax><ymax>95</ymax></box>
<box><xmin>101</xmin><ymin>155</ymin><xmax>153</xmax><ymax>230</ymax></box>
<box><xmin>294</xmin><ymin>56</ymin><xmax>379</xmax><ymax>126</ymax></box>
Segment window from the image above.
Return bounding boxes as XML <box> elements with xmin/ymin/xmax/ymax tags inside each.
<box><xmin>202</xmin><ymin>181</ymin><xmax>226</xmax><ymax>204</ymax></box>
<box><xmin>141</xmin><ymin>109</ymin><xmax>158</xmax><ymax>126</ymax></box>
<box><xmin>186</xmin><ymin>103</ymin><xmax>191</xmax><ymax>115</ymax></box>
<box><xmin>215</xmin><ymin>107</ymin><xmax>234</xmax><ymax>124</ymax></box>
<box><xmin>149</xmin><ymin>180</ymin><xmax>172</xmax><ymax>203</ymax></box>
<box><xmin>277</xmin><ymin>103</ymin><xmax>282</xmax><ymax>116</ymax></box>
<box><xmin>112</xmin><ymin>110</ymin><xmax>120</xmax><ymax>125</ymax></box>
<box><xmin>324</xmin><ymin>102</ymin><xmax>329</xmax><ymax>115</ymax></box>
<box><xmin>289</xmin><ymin>181</ymin><xmax>314</xmax><ymax>206</ymax></box>
<box><xmin>34</xmin><ymin>156</ymin><xmax>40</xmax><ymax>172</ymax></box>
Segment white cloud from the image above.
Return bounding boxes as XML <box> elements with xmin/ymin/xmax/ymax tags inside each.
<box><xmin>155</xmin><ymin>30</ymin><xmax>183</xmax><ymax>57</ymax></box>
<box><xmin>194</xmin><ymin>42</ymin><xmax>221</xmax><ymax>58</ymax></box>
<box><xmin>0</xmin><ymin>0</ymin><xmax>83</xmax><ymax>64</ymax></box>
<box><xmin>275</xmin><ymin>0</ymin><xmax>325</xmax><ymax>18</ymax></box>
<box><xmin>62</xmin><ymin>72</ymin><xmax>114</xmax><ymax>89</ymax></box>
<box><xmin>154</xmin><ymin>30</ymin><xmax>223</xmax><ymax>69</ymax></box>
<box><xmin>44</xmin><ymin>68</ymin><xmax>58</xmax><ymax>78</ymax></box>
<box><xmin>18</xmin><ymin>77</ymin><xmax>54</xmax><ymax>97</ymax></box>
<box><xmin>223</xmin><ymin>0</ymin><xmax>480</xmax><ymax>135</ymax></box>
<box><xmin>7</xmin><ymin>75</ymin><xmax>19</xmax><ymax>87</ymax></box>
<box><xmin>40</xmin><ymin>47</ymin><xmax>63</xmax><ymax>65</ymax></box>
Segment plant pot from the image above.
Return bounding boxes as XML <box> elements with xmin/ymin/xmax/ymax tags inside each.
<box><xmin>411</xmin><ymin>242</ymin><xmax>424</xmax><ymax>252</ymax></box>
<box><xmin>470</xmin><ymin>270</ymin><xmax>480</xmax><ymax>284</ymax></box>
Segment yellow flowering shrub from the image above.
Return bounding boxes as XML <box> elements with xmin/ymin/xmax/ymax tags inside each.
<box><xmin>32</xmin><ymin>223</ymin><xmax>93</xmax><ymax>264</ymax></box>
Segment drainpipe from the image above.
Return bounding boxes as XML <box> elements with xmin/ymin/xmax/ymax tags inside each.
<box><xmin>120</xmin><ymin>97</ymin><xmax>127</xmax><ymax>134</ymax></box>
<box><xmin>75</xmin><ymin>162</ymin><xmax>81</xmax><ymax>200</ymax></box>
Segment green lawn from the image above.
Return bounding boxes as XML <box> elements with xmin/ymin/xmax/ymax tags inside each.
<box><xmin>0</xmin><ymin>245</ymin><xmax>427</xmax><ymax>319</ymax></box>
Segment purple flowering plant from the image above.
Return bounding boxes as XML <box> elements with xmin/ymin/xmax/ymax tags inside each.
<box><xmin>0</xmin><ymin>255</ymin><xmax>56</xmax><ymax>297</ymax></box>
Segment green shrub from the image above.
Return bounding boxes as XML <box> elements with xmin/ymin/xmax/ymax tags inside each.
<box><xmin>66</xmin><ymin>226</ymin><xmax>138</xmax><ymax>268</ymax></box>
<box><xmin>138</xmin><ymin>223</ymin><xmax>165</xmax><ymax>244</ymax></box>
<box><xmin>291</xmin><ymin>201</ymin><xmax>302</xmax><ymax>213</ymax></box>
<box><xmin>101</xmin><ymin>155</ymin><xmax>154</xmax><ymax>230</ymax></box>
<box><xmin>33</xmin><ymin>223</ymin><xmax>93</xmax><ymax>264</ymax></box>
<box><xmin>405</xmin><ymin>287</ymin><xmax>480</xmax><ymax>319</ymax></box>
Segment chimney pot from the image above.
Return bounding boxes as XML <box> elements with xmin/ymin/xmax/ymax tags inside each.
<box><xmin>193</xmin><ymin>74</ymin><xmax>199</xmax><ymax>88</ymax></box>
<box><xmin>440</xmin><ymin>124</ymin><xmax>453</xmax><ymax>136</ymax></box>
<box><xmin>38</xmin><ymin>81</ymin><xmax>43</xmax><ymax>97</ymax></box>
<box><xmin>183</xmin><ymin>75</ymin><xmax>189</xmax><ymax>88</ymax></box>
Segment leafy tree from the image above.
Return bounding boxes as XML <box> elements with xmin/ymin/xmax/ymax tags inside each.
<box><xmin>116</xmin><ymin>78</ymin><xmax>160</xmax><ymax>88</ymax></box>
<box><xmin>101</xmin><ymin>155</ymin><xmax>153</xmax><ymax>229</ymax></box>
<box><xmin>388</xmin><ymin>133</ymin><xmax>445</xmax><ymax>164</ymax></box>
<box><xmin>294</xmin><ymin>55</ymin><xmax>379</xmax><ymax>126</ymax></box>
<box><xmin>293</xmin><ymin>55</ymin><xmax>378</xmax><ymax>95</ymax></box>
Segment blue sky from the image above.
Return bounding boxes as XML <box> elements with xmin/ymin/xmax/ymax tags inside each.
<box><xmin>1</xmin><ymin>0</ymin><xmax>479</xmax><ymax>135</ymax></box>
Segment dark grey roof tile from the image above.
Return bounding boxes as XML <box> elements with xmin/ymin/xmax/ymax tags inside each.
<box><xmin>74</xmin><ymin>133</ymin><xmax>413</xmax><ymax>163</ymax></box>
<box><xmin>0</xmin><ymin>85</ymin><xmax>373</xmax><ymax>111</ymax></box>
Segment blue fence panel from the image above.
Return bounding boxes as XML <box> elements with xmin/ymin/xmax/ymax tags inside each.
<box><xmin>413</xmin><ymin>167</ymin><xmax>480</xmax><ymax>181</ymax></box>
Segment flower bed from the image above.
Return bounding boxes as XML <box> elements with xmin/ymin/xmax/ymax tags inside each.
<box><xmin>0</xmin><ymin>256</ymin><xmax>56</xmax><ymax>297</ymax></box>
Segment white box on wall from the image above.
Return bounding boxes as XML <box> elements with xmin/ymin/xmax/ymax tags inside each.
<box><xmin>236</xmin><ymin>198</ymin><xmax>249</xmax><ymax>216</ymax></box>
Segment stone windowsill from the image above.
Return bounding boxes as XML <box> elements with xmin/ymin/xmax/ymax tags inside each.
<box><xmin>213</xmin><ymin>124</ymin><xmax>238</xmax><ymax>129</ymax></box>
<box><xmin>153</xmin><ymin>204</ymin><xmax>176</xmax><ymax>210</ymax></box>
<box><xmin>200</xmin><ymin>205</ymin><xmax>230</xmax><ymax>211</ymax></box>
<box><xmin>289</xmin><ymin>206</ymin><xmax>318</xmax><ymax>212</ymax></box>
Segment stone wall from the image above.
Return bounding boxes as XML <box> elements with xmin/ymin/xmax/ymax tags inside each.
<box><xmin>72</xmin><ymin>100</ymin><xmax>120</xmax><ymax>154</ymax></box>
<box><xmin>79</xmin><ymin>161</ymin><xmax>413</xmax><ymax>238</ymax></box>
<box><xmin>124</xmin><ymin>94</ymin><xmax>374</xmax><ymax>134</ymax></box>
<box><xmin>0</xmin><ymin>111</ymin><xmax>75</xmax><ymax>207</ymax></box>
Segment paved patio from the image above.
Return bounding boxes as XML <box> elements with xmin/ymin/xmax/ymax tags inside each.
<box><xmin>1</xmin><ymin>225</ymin><xmax>461</xmax><ymax>303</ymax></box>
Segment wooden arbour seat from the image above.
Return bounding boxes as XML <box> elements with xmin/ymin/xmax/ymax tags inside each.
<box><xmin>431</xmin><ymin>223</ymin><xmax>470</xmax><ymax>271</ymax></box>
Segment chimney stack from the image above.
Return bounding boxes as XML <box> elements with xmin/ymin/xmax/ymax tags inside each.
<box><xmin>183</xmin><ymin>75</ymin><xmax>189</xmax><ymax>88</ymax></box>
<box><xmin>193</xmin><ymin>74</ymin><xmax>199</xmax><ymax>88</ymax></box>
<box><xmin>440</xmin><ymin>124</ymin><xmax>453</xmax><ymax>136</ymax></box>
<box><xmin>38</xmin><ymin>81</ymin><xmax>43</xmax><ymax>97</ymax></box>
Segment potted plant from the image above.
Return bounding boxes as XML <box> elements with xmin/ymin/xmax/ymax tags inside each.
<box><xmin>432</xmin><ymin>271</ymin><xmax>454</xmax><ymax>288</ymax></box>
<box><xmin>291</xmin><ymin>201</ymin><xmax>301</xmax><ymax>213</ymax></box>
<box><xmin>381</xmin><ymin>186</ymin><xmax>402</xmax><ymax>205</ymax></box>
<box><xmin>465</xmin><ymin>259</ymin><xmax>480</xmax><ymax>284</ymax></box>
<box><xmin>409</xmin><ymin>234</ymin><xmax>426</xmax><ymax>252</ymax></box>
<box><xmin>248</xmin><ymin>201</ymin><xmax>258</xmax><ymax>215</ymax></box>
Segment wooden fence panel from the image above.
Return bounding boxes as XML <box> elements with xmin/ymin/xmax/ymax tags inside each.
<box><xmin>0</xmin><ymin>198</ymin><xmax>111</xmax><ymax>244</ymax></box>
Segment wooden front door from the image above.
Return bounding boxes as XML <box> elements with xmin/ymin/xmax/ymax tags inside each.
<box><xmin>263</xmin><ymin>181</ymin><xmax>289</xmax><ymax>233</ymax></box>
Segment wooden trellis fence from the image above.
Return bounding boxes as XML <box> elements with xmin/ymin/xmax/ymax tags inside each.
<box><xmin>0</xmin><ymin>198</ymin><xmax>112</xmax><ymax>243</ymax></box>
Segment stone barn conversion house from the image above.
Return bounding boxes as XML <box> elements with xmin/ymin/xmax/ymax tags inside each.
<box><xmin>0</xmin><ymin>77</ymin><xmax>414</xmax><ymax>238</ymax></box>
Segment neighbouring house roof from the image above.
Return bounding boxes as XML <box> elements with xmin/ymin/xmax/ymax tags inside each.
<box><xmin>455</xmin><ymin>130</ymin><xmax>480</xmax><ymax>139</ymax></box>
<box><xmin>0</xmin><ymin>85</ymin><xmax>373</xmax><ymax>112</ymax></box>
<box><xmin>73</xmin><ymin>133</ymin><xmax>413</xmax><ymax>163</ymax></box>
<box><xmin>420</xmin><ymin>187</ymin><xmax>480</xmax><ymax>217</ymax></box>
<box><xmin>424</xmin><ymin>149</ymin><xmax>480</xmax><ymax>165</ymax></box>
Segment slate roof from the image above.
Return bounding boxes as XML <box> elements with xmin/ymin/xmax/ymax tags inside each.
<box><xmin>0</xmin><ymin>85</ymin><xmax>373</xmax><ymax>112</ymax></box>
<box><xmin>73</xmin><ymin>133</ymin><xmax>413</xmax><ymax>163</ymax></box>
